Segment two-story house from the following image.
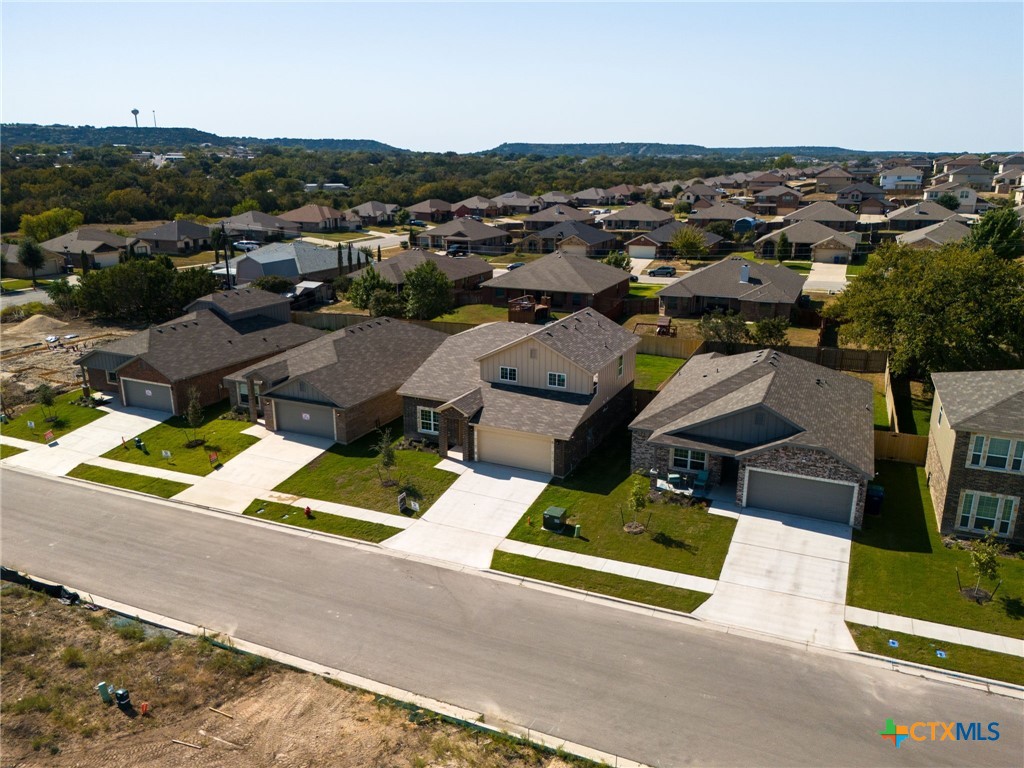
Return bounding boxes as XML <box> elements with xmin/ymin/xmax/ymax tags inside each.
<box><xmin>925</xmin><ymin>370</ymin><xmax>1024</xmax><ymax>545</ymax></box>
<box><xmin>878</xmin><ymin>166</ymin><xmax>924</xmax><ymax>191</ymax></box>
<box><xmin>399</xmin><ymin>309</ymin><xmax>639</xmax><ymax>477</ymax></box>
<box><xmin>751</xmin><ymin>185</ymin><xmax>803</xmax><ymax>216</ymax></box>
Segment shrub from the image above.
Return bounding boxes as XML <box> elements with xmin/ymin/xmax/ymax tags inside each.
<box><xmin>61</xmin><ymin>646</ymin><xmax>87</xmax><ymax>668</ymax></box>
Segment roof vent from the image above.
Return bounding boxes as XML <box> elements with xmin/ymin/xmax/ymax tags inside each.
<box><xmin>739</xmin><ymin>263</ymin><xmax>750</xmax><ymax>283</ymax></box>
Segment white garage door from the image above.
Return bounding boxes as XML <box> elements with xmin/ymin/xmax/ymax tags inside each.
<box><xmin>476</xmin><ymin>426</ymin><xmax>553</xmax><ymax>475</ymax></box>
<box><xmin>273</xmin><ymin>399</ymin><xmax>336</xmax><ymax>440</ymax></box>
<box><xmin>629</xmin><ymin>244</ymin><xmax>657</xmax><ymax>259</ymax></box>
<box><xmin>745</xmin><ymin>469</ymin><xmax>855</xmax><ymax>524</ymax></box>
<box><xmin>121</xmin><ymin>378</ymin><xmax>174</xmax><ymax>413</ymax></box>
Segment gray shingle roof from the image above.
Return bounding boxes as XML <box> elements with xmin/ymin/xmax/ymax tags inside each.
<box><xmin>886</xmin><ymin>201</ymin><xmax>964</xmax><ymax>222</ymax></box>
<box><xmin>41</xmin><ymin>228</ymin><xmax>138</xmax><ymax>254</ymax></box>
<box><xmin>454</xmin><ymin>195</ymin><xmax>496</xmax><ymax>209</ymax></box>
<box><xmin>601</xmin><ymin>203</ymin><xmax>674</xmax><ymax>224</ymax></box>
<box><xmin>626</xmin><ymin>221</ymin><xmax>723</xmax><ymax>247</ymax></box>
<box><xmin>524</xmin><ymin>205</ymin><xmax>592</xmax><ymax>224</ymax></box>
<box><xmin>349</xmin><ymin>249</ymin><xmax>492</xmax><ymax>284</ymax></box>
<box><xmin>782</xmin><ymin>201</ymin><xmax>857</xmax><ymax>223</ymax></box>
<box><xmin>279</xmin><ymin>204</ymin><xmax>345</xmax><ymax>223</ymax></box>
<box><xmin>348</xmin><ymin>201</ymin><xmax>400</xmax><ymax>217</ymax></box>
<box><xmin>755</xmin><ymin>220</ymin><xmax>859</xmax><ymax>249</ymax></box>
<box><xmin>686</xmin><ymin>201</ymin><xmax>754</xmax><ymax>222</ymax></box>
<box><xmin>882</xmin><ymin>166</ymin><xmax>924</xmax><ymax>177</ymax></box>
<box><xmin>657</xmin><ymin>257</ymin><xmax>805</xmax><ymax>304</ymax></box>
<box><xmin>135</xmin><ymin>220</ymin><xmax>211</xmax><ymax>241</ymax></box>
<box><xmin>631</xmin><ymin>349</ymin><xmax>874</xmax><ymax>475</ymax></box>
<box><xmin>481</xmin><ymin>251</ymin><xmax>629</xmax><ymax>295</ymax></box>
<box><xmin>526</xmin><ymin>221</ymin><xmax>616</xmax><ymax>246</ymax></box>
<box><xmin>217</xmin><ymin>210</ymin><xmax>302</xmax><ymax>234</ymax></box>
<box><xmin>930</xmin><ymin>370</ymin><xmax>1024</xmax><ymax>435</ymax></box>
<box><xmin>755</xmin><ymin>186</ymin><xmax>803</xmax><ymax>200</ymax></box>
<box><xmin>185</xmin><ymin>288</ymin><xmax>290</xmax><ymax>316</ymax></box>
<box><xmin>236</xmin><ymin>241</ymin><xmax>341</xmax><ymax>275</ymax></box>
<box><xmin>226</xmin><ymin>318</ymin><xmax>448</xmax><ymax>409</ymax></box>
<box><xmin>407</xmin><ymin>199</ymin><xmax>452</xmax><ymax>215</ymax></box>
<box><xmin>896</xmin><ymin>219</ymin><xmax>971</xmax><ymax>247</ymax></box>
<box><xmin>418</xmin><ymin>218</ymin><xmax>509</xmax><ymax>241</ymax></box>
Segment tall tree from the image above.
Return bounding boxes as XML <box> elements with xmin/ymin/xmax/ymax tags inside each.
<box><xmin>671</xmin><ymin>226</ymin><xmax>709</xmax><ymax>260</ymax></box>
<box><xmin>935</xmin><ymin>192</ymin><xmax>961</xmax><ymax>211</ymax></box>
<box><xmin>368</xmin><ymin>288</ymin><xmax>405</xmax><ymax>318</ymax></box>
<box><xmin>404</xmin><ymin>260</ymin><xmax>453</xmax><ymax>320</ymax></box>
<box><xmin>697</xmin><ymin>310</ymin><xmax>749</xmax><ymax>354</ymax></box>
<box><xmin>748</xmin><ymin>316</ymin><xmax>790</xmax><ymax>348</ymax></box>
<box><xmin>967</xmin><ymin>206</ymin><xmax>1024</xmax><ymax>260</ymax></box>
<box><xmin>19</xmin><ymin>208</ymin><xmax>84</xmax><ymax>243</ymax></box>
<box><xmin>80</xmin><ymin>249</ymin><xmax>90</xmax><ymax>276</ymax></box>
<box><xmin>776</xmin><ymin>232</ymin><xmax>792</xmax><ymax>263</ymax></box>
<box><xmin>347</xmin><ymin>267</ymin><xmax>390</xmax><ymax>310</ymax></box>
<box><xmin>825</xmin><ymin>241</ymin><xmax>1024</xmax><ymax>376</ymax></box>
<box><xmin>16</xmin><ymin>238</ymin><xmax>46</xmax><ymax>285</ymax></box>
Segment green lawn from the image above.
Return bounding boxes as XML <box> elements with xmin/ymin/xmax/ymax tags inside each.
<box><xmin>242</xmin><ymin>499</ymin><xmax>403</xmax><ymax>543</ymax></box>
<box><xmin>438</xmin><ymin>304</ymin><xmax>508</xmax><ymax>324</ymax></box>
<box><xmin>305</xmin><ymin>231</ymin><xmax>382</xmax><ymax>243</ymax></box>
<box><xmin>635</xmin><ymin>353</ymin><xmax>683</xmax><ymax>391</ymax></box>
<box><xmin>738</xmin><ymin>252</ymin><xmax>813</xmax><ymax>274</ymax></box>
<box><xmin>506</xmin><ymin>430</ymin><xmax>736</xmax><ymax>579</ymax></box>
<box><xmin>67</xmin><ymin>464</ymin><xmax>191</xmax><ymax>498</ymax></box>
<box><xmin>847</xmin><ymin>462</ymin><xmax>1024</xmax><ymax>638</ymax></box>
<box><xmin>873</xmin><ymin>391</ymin><xmax>890</xmax><ymax>430</ymax></box>
<box><xmin>273</xmin><ymin>419</ymin><xmax>457</xmax><ymax>516</ymax></box>
<box><xmin>492</xmin><ymin>552</ymin><xmax>710</xmax><ymax>614</ymax></box>
<box><xmin>845</xmin><ymin>253</ymin><xmax>870</xmax><ymax>277</ymax></box>
<box><xmin>100</xmin><ymin>402</ymin><xmax>258</xmax><ymax>476</ymax></box>
<box><xmin>627</xmin><ymin>283</ymin><xmax>663</xmax><ymax>300</ymax></box>
<box><xmin>890</xmin><ymin>378</ymin><xmax>932</xmax><ymax>435</ymax></box>
<box><xmin>169</xmin><ymin>250</ymin><xmax>217</xmax><ymax>268</ymax></box>
<box><xmin>0</xmin><ymin>392</ymin><xmax>107</xmax><ymax>442</ymax></box>
<box><xmin>0</xmin><ymin>444</ymin><xmax>26</xmax><ymax>459</ymax></box>
<box><xmin>1</xmin><ymin>279</ymin><xmax>52</xmax><ymax>291</ymax></box>
<box><xmin>847</xmin><ymin>624</ymin><xmax>1024</xmax><ymax>687</ymax></box>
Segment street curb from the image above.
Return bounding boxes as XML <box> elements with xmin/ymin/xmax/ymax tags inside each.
<box><xmin>3</xmin><ymin>573</ymin><xmax>652</xmax><ymax>768</ymax></box>
<box><xmin>846</xmin><ymin>651</ymin><xmax>1024</xmax><ymax>700</ymax></box>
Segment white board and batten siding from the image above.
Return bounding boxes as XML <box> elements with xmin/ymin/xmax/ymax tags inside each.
<box><xmin>480</xmin><ymin>338</ymin><xmax>591</xmax><ymax>394</ymax></box>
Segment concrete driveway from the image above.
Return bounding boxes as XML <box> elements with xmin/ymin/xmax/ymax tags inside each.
<box><xmin>382</xmin><ymin>460</ymin><xmax>550</xmax><ymax>569</ymax></box>
<box><xmin>803</xmin><ymin>262</ymin><xmax>849</xmax><ymax>293</ymax></box>
<box><xmin>694</xmin><ymin>507</ymin><xmax>855</xmax><ymax>650</ymax></box>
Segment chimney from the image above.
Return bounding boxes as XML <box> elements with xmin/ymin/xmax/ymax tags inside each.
<box><xmin>739</xmin><ymin>262</ymin><xmax>750</xmax><ymax>283</ymax></box>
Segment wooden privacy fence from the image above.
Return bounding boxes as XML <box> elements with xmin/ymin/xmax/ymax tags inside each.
<box><xmin>874</xmin><ymin>431</ymin><xmax>928</xmax><ymax>465</ymax></box>
<box><xmin>623</xmin><ymin>297</ymin><xmax>659</xmax><ymax>316</ymax></box>
<box><xmin>635</xmin><ymin>335</ymin><xmax>704</xmax><ymax>359</ymax></box>
<box><xmin>698</xmin><ymin>341</ymin><xmax>887</xmax><ymax>372</ymax></box>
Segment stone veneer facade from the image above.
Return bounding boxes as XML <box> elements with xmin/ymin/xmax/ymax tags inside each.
<box><xmin>629</xmin><ymin>429</ymin><xmax>724</xmax><ymax>487</ymax></box>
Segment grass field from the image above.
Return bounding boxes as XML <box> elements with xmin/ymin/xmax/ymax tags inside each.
<box><xmin>0</xmin><ymin>444</ymin><xmax>27</xmax><ymax>459</ymax></box>
<box><xmin>305</xmin><ymin>231</ymin><xmax>382</xmax><ymax>243</ymax></box>
<box><xmin>890</xmin><ymin>378</ymin><xmax>932</xmax><ymax>435</ymax></box>
<box><xmin>437</xmin><ymin>304</ymin><xmax>508</xmax><ymax>324</ymax></box>
<box><xmin>627</xmin><ymin>283</ymin><xmax>663</xmax><ymax>300</ymax></box>
<box><xmin>0</xmin><ymin>392</ymin><xmax>107</xmax><ymax>442</ymax></box>
<box><xmin>1</xmin><ymin>279</ymin><xmax>53</xmax><ymax>291</ymax></box>
<box><xmin>847</xmin><ymin>462</ymin><xmax>1023</xmax><ymax>638</ymax></box>
<box><xmin>243</xmin><ymin>499</ymin><xmax>403</xmax><ymax>542</ymax></box>
<box><xmin>169</xmin><ymin>250</ymin><xmax>217</xmax><ymax>268</ymax></box>
<box><xmin>67</xmin><ymin>463</ymin><xmax>191</xmax><ymax>498</ymax></box>
<box><xmin>635</xmin><ymin>353</ymin><xmax>683</xmax><ymax>390</ymax></box>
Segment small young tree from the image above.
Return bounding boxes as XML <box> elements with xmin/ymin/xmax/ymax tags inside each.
<box><xmin>623</xmin><ymin>476</ymin><xmax>649</xmax><ymax>534</ymax></box>
<box><xmin>966</xmin><ymin>531</ymin><xmax>1005</xmax><ymax>603</ymax></box>
<box><xmin>603</xmin><ymin>251</ymin><xmax>631</xmax><ymax>271</ymax></box>
<box><xmin>395</xmin><ymin>208</ymin><xmax>410</xmax><ymax>226</ymax></box>
<box><xmin>45</xmin><ymin>277</ymin><xmax>80</xmax><ymax>315</ymax></box>
<box><xmin>775</xmin><ymin>232</ymin><xmax>793</xmax><ymax>263</ymax></box>
<box><xmin>184</xmin><ymin>386</ymin><xmax>205</xmax><ymax>447</ymax></box>
<box><xmin>671</xmin><ymin>226</ymin><xmax>709</xmax><ymax>260</ymax></box>
<box><xmin>368</xmin><ymin>287</ymin><xmax>405</xmax><ymax>318</ymax></box>
<box><xmin>373</xmin><ymin>426</ymin><xmax>397</xmax><ymax>486</ymax></box>
<box><xmin>80</xmin><ymin>249</ymin><xmax>90</xmax><ymax>276</ymax></box>
<box><xmin>376</xmin><ymin>245</ymin><xmax>382</xmax><ymax>263</ymax></box>
<box><xmin>404</xmin><ymin>260</ymin><xmax>454</xmax><ymax>320</ymax></box>
<box><xmin>17</xmin><ymin>238</ymin><xmax>46</xmax><ymax>286</ymax></box>
<box><xmin>935</xmin><ymin>192</ymin><xmax>961</xmax><ymax>212</ymax></box>
<box><xmin>748</xmin><ymin>316</ymin><xmax>790</xmax><ymax>348</ymax></box>
<box><xmin>698</xmin><ymin>310</ymin><xmax>749</xmax><ymax>353</ymax></box>
<box><xmin>347</xmin><ymin>267</ymin><xmax>390</xmax><ymax>310</ymax></box>
<box><xmin>35</xmin><ymin>383</ymin><xmax>56</xmax><ymax>422</ymax></box>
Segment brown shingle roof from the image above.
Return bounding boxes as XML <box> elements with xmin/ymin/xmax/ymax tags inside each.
<box><xmin>481</xmin><ymin>251</ymin><xmax>629</xmax><ymax>295</ymax></box>
<box><xmin>349</xmin><ymin>249</ymin><xmax>492</xmax><ymax>284</ymax></box>
<box><xmin>657</xmin><ymin>257</ymin><xmax>805</xmax><ymax>305</ymax></box>
<box><xmin>782</xmin><ymin>201</ymin><xmax>857</xmax><ymax>223</ymax></box>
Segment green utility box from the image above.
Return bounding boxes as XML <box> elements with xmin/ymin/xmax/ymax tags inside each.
<box><xmin>542</xmin><ymin>507</ymin><xmax>567</xmax><ymax>531</ymax></box>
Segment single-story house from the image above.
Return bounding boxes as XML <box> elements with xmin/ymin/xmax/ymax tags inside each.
<box><xmin>1</xmin><ymin>242</ymin><xmax>65</xmax><ymax>277</ymax></box>
<box><xmin>781</xmin><ymin>201</ymin><xmax>858</xmax><ymax>232</ymax></box>
<box><xmin>538</xmin><ymin>191</ymin><xmax>574</xmax><ymax>207</ymax></box>
<box><xmin>217</xmin><ymin>211</ymin><xmax>302</xmax><ymax>242</ymax></box>
<box><xmin>895</xmin><ymin>219</ymin><xmax>972</xmax><ymax>249</ymax></box>
<box><xmin>279</xmin><ymin>204</ymin><xmax>358</xmax><ymax>233</ymax></box>
<box><xmin>600</xmin><ymin>203</ymin><xmax>675</xmax><ymax>232</ymax></box>
<box><xmin>492</xmin><ymin>191</ymin><xmax>542</xmax><ymax>215</ymax></box>
<box><xmin>605</xmin><ymin>183</ymin><xmax>641</xmax><ymax>204</ymax></box>
<box><xmin>630</xmin><ymin>349</ymin><xmax>874</xmax><ymax>526</ymax></box>
<box><xmin>686</xmin><ymin>201</ymin><xmax>756</xmax><ymax>229</ymax></box>
<box><xmin>41</xmin><ymin>228</ymin><xmax>148</xmax><ymax>269</ymax></box>
<box><xmin>75</xmin><ymin>289</ymin><xmax>321</xmax><ymax>415</ymax></box>
<box><xmin>347</xmin><ymin>201</ymin><xmax>400</xmax><ymax>226</ymax></box>
<box><xmin>481</xmin><ymin>251</ymin><xmax>630</xmax><ymax>319</ymax></box>
<box><xmin>755</xmin><ymin>220</ymin><xmax>860</xmax><ymax>263</ymax></box>
<box><xmin>925</xmin><ymin>370</ymin><xmax>1024</xmax><ymax>546</ymax></box>
<box><xmin>406</xmin><ymin>199</ymin><xmax>453</xmax><ymax>223</ymax></box>
<box><xmin>135</xmin><ymin>220</ymin><xmax>212</xmax><ymax>254</ymax></box>
<box><xmin>399</xmin><ymin>308</ymin><xmax>639</xmax><ymax>477</ymax></box>
<box><xmin>625</xmin><ymin>221</ymin><xmax>723</xmax><ymax>259</ymax></box>
<box><xmin>523</xmin><ymin>204</ymin><xmax>594</xmax><ymax>231</ymax></box>
<box><xmin>657</xmin><ymin>257</ymin><xmax>805</xmax><ymax>320</ymax></box>
<box><xmin>213</xmin><ymin>241</ymin><xmax>366</xmax><ymax>285</ymax></box>
<box><xmin>884</xmin><ymin>201</ymin><xmax>965</xmax><ymax>231</ymax></box>
<box><xmin>415</xmin><ymin>218</ymin><xmax>511</xmax><ymax>255</ymax></box>
<box><xmin>349</xmin><ymin>248</ymin><xmax>492</xmax><ymax>295</ymax></box>
<box><xmin>224</xmin><ymin>318</ymin><xmax>448</xmax><ymax>444</ymax></box>
<box><xmin>751</xmin><ymin>185</ymin><xmax>803</xmax><ymax>216</ymax></box>
<box><xmin>572</xmin><ymin>188</ymin><xmax>611</xmax><ymax>207</ymax></box>
<box><xmin>519</xmin><ymin>221</ymin><xmax>617</xmax><ymax>256</ymax></box>
<box><xmin>878</xmin><ymin>167</ymin><xmax>924</xmax><ymax>191</ymax></box>
<box><xmin>452</xmin><ymin>196</ymin><xmax>498</xmax><ymax>219</ymax></box>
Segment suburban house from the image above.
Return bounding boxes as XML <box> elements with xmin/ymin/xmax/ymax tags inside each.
<box><xmin>657</xmin><ymin>257</ymin><xmax>805</xmax><ymax>319</ymax></box>
<box><xmin>922</xmin><ymin>182</ymin><xmax>988</xmax><ymax>214</ymax></box>
<box><xmin>925</xmin><ymin>370</ymin><xmax>1024</xmax><ymax>546</ymax></box>
<box><xmin>625</xmin><ymin>221</ymin><xmax>723</xmax><ymax>259</ymax></box>
<box><xmin>993</xmin><ymin>169</ymin><xmax>1024</xmax><ymax>195</ymax></box>
<box><xmin>606</xmin><ymin>183</ymin><xmax>641</xmax><ymax>204</ymax></box>
<box><xmin>406</xmin><ymin>199</ymin><xmax>453</xmax><ymax>223</ymax></box>
<box><xmin>347</xmin><ymin>201</ymin><xmax>400</xmax><ymax>226</ymax></box>
<box><xmin>480</xmin><ymin>251</ymin><xmax>630</xmax><ymax>319</ymax></box>
<box><xmin>677</xmin><ymin>183</ymin><xmax>723</xmax><ymax>207</ymax></box>
<box><xmin>538</xmin><ymin>191</ymin><xmax>573</xmax><ymax>207</ymax></box>
<box><xmin>630</xmin><ymin>349</ymin><xmax>874</xmax><ymax>526</ymax></box>
<box><xmin>523</xmin><ymin>204</ymin><xmax>594</xmax><ymax>231</ymax></box>
<box><xmin>751</xmin><ymin>186</ymin><xmax>803</xmax><ymax>216</ymax></box>
<box><xmin>224</xmin><ymin>318</ymin><xmax>448</xmax><ymax>444</ymax></box>
<box><xmin>0</xmin><ymin>242</ymin><xmax>64</xmax><ymax>277</ymax></box>
<box><xmin>747</xmin><ymin>172</ymin><xmax>788</xmax><ymax>194</ymax></box>
<box><xmin>572</xmin><ymin>188</ymin><xmax>611</xmax><ymax>207</ymax></box>
<box><xmin>398</xmin><ymin>308</ymin><xmax>639</xmax><ymax>477</ymax></box>
<box><xmin>756</xmin><ymin>220</ymin><xmax>859</xmax><ymax>263</ymax></box>
<box><xmin>997</xmin><ymin>153</ymin><xmax>1024</xmax><ymax>173</ymax></box>
<box><xmin>835</xmin><ymin>182</ymin><xmax>888</xmax><ymax>212</ymax></box>
<box><xmin>135</xmin><ymin>220</ymin><xmax>212</xmax><ymax>254</ymax></box>
<box><xmin>884</xmin><ymin>201</ymin><xmax>965</xmax><ymax>231</ymax></box>
<box><xmin>75</xmin><ymin>289</ymin><xmax>321</xmax><ymax>415</ymax></box>
<box><xmin>878</xmin><ymin>166</ymin><xmax>924</xmax><ymax>191</ymax></box>
<box><xmin>687</xmin><ymin>201</ymin><xmax>756</xmax><ymax>228</ymax></box>
<box><xmin>279</xmin><ymin>204</ymin><xmax>357</xmax><ymax>233</ymax></box>
<box><xmin>945</xmin><ymin>165</ymin><xmax>994</xmax><ymax>191</ymax></box>
<box><xmin>492</xmin><ymin>191</ymin><xmax>542</xmax><ymax>215</ymax></box>
<box><xmin>895</xmin><ymin>219</ymin><xmax>972</xmax><ymax>249</ymax></box>
<box><xmin>601</xmin><ymin>203</ymin><xmax>674</xmax><ymax>232</ymax></box>
<box><xmin>781</xmin><ymin>201</ymin><xmax>858</xmax><ymax>232</ymax></box>
<box><xmin>41</xmin><ymin>228</ymin><xmax>148</xmax><ymax>269</ymax></box>
<box><xmin>348</xmin><ymin>248</ymin><xmax>492</xmax><ymax>296</ymax></box>
<box><xmin>415</xmin><ymin>218</ymin><xmax>511</xmax><ymax>254</ymax></box>
<box><xmin>519</xmin><ymin>221</ymin><xmax>617</xmax><ymax>256</ymax></box>
<box><xmin>452</xmin><ymin>196</ymin><xmax>498</xmax><ymax>218</ymax></box>
<box><xmin>214</xmin><ymin>241</ymin><xmax>363</xmax><ymax>286</ymax></box>
<box><xmin>814</xmin><ymin>166</ymin><xmax>855</xmax><ymax>193</ymax></box>
<box><xmin>217</xmin><ymin>211</ymin><xmax>302</xmax><ymax>242</ymax></box>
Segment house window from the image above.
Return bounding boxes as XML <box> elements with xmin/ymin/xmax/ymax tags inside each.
<box><xmin>617</xmin><ymin>355</ymin><xmax>624</xmax><ymax>377</ymax></box>
<box><xmin>238</xmin><ymin>382</ymin><xmax>249</xmax><ymax>404</ymax></box>
<box><xmin>671</xmin><ymin>448</ymin><xmax>707</xmax><ymax>471</ymax></box>
<box><xmin>106</xmin><ymin>370</ymin><xmax>118</xmax><ymax>385</ymax></box>
<box><xmin>968</xmin><ymin>435</ymin><xmax>1023</xmax><ymax>473</ymax></box>
<box><xmin>499</xmin><ymin>366</ymin><xmax>518</xmax><ymax>383</ymax></box>
<box><xmin>960</xmin><ymin>190</ymin><xmax>970</xmax><ymax>199</ymax></box>
<box><xmin>417</xmin><ymin>407</ymin><xmax>440</xmax><ymax>435</ymax></box>
<box><xmin>957</xmin><ymin>491</ymin><xmax>1017</xmax><ymax>537</ymax></box>
<box><xmin>592</xmin><ymin>376</ymin><xmax>599</xmax><ymax>395</ymax></box>
<box><xmin>547</xmin><ymin>372</ymin><xmax>567</xmax><ymax>389</ymax></box>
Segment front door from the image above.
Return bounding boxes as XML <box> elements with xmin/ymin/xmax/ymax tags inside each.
<box><xmin>721</xmin><ymin>457</ymin><xmax>739</xmax><ymax>484</ymax></box>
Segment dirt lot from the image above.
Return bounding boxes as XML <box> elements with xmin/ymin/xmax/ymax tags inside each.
<box><xmin>0</xmin><ymin>586</ymin><xmax>580</xmax><ymax>768</ymax></box>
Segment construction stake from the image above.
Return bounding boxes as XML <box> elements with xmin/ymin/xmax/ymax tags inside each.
<box><xmin>171</xmin><ymin>739</ymin><xmax>202</xmax><ymax>749</ymax></box>
<box><xmin>208</xmin><ymin>706</ymin><xmax>234</xmax><ymax>719</ymax></box>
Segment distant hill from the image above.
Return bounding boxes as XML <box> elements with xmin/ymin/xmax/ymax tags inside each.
<box><xmin>0</xmin><ymin>124</ymin><xmax>404</xmax><ymax>153</ymax></box>
<box><xmin>484</xmin><ymin>142</ymin><xmax>889</xmax><ymax>159</ymax></box>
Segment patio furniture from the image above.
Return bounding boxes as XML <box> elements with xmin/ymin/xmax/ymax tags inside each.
<box><xmin>692</xmin><ymin>469</ymin><xmax>710</xmax><ymax>495</ymax></box>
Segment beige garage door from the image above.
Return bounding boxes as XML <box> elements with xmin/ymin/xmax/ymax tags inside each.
<box><xmin>629</xmin><ymin>244</ymin><xmax>657</xmax><ymax>259</ymax></box>
<box><xmin>476</xmin><ymin>426</ymin><xmax>553</xmax><ymax>475</ymax></box>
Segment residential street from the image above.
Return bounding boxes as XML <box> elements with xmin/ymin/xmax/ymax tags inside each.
<box><xmin>2</xmin><ymin>469</ymin><xmax>1020</xmax><ymax>768</ymax></box>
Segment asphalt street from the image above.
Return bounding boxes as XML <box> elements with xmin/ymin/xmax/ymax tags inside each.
<box><xmin>1</xmin><ymin>469</ymin><xmax>1021</xmax><ymax>768</ymax></box>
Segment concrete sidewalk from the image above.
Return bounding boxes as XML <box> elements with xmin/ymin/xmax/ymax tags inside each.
<box><xmin>845</xmin><ymin>606</ymin><xmax>1024</xmax><ymax>657</ymax></box>
<box><xmin>258</xmin><ymin>495</ymin><xmax>416</xmax><ymax>530</ymax></box>
<box><xmin>84</xmin><ymin>457</ymin><xmax>198</xmax><ymax>485</ymax></box>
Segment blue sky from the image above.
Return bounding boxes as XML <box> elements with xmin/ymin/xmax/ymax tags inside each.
<box><xmin>2</xmin><ymin>2</ymin><xmax>1021</xmax><ymax>153</ymax></box>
